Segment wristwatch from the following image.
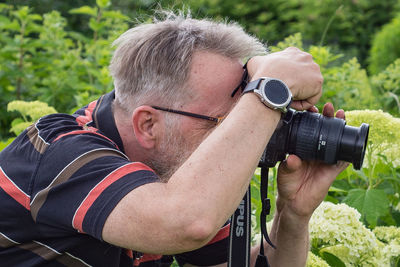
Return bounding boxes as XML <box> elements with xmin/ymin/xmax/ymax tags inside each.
<box><xmin>242</xmin><ymin>77</ymin><xmax>292</xmax><ymax>113</ymax></box>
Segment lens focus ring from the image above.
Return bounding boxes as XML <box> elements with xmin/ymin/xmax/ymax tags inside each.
<box><xmin>292</xmin><ymin>112</ymin><xmax>321</xmax><ymax>160</ymax></box>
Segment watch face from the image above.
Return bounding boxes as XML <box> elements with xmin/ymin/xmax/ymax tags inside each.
<box><xmin>263</xmin><ymin>80</ymin><xmax>290</xmax><ymax>105</ymax></box>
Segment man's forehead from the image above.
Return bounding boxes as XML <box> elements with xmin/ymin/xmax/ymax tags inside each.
<box><xmin>187</xmin><ymin>51</ymin><xmax>243</xmax><ymax>109</ymax></box>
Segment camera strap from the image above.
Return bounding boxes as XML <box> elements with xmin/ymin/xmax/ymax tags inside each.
<box><xmin>228</xmin><ymin>167</ymin><xmax>275</xmax><ymax>267</ymax></box>
<box><xmin>228</xmin><ymin>188</ymin><xmax>251</xmax><ymax>267</ymax></box>
<box><xmin>255</xmin><ymin>167</ymin><xmax>276</xmax><ymax>267</ymax></box>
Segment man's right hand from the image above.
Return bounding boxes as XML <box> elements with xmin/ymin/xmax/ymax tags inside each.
<box><xmin>246</xmin><ymin>47</ymin><xmax>323</xmax><ymax>110</ymax></box>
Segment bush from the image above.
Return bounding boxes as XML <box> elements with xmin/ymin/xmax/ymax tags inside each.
<box><xmin>308</xmin><ymin>202</ymin><xmax>399</xmax><ymax>266</ymax></box>
<box><xmin>0</xmin><ymin>1</ymin><xmax>129</xmax><ymax>139</ymax></box>
<box><xmin>270</xmin><ymin>34</ymin><xmax>379</xmax><ymax>112</ymax></box>
<box><xmin>371</xmin><ymin>58</ymin><xmax>400</xmax><ymax>116</ymax></box>
<box><xmin>369</xmin><ymin>14</ymin><xmax>400</xmax><ymax>74</ymax></box>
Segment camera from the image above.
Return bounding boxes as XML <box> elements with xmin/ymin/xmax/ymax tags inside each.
<box><xmin>259</xmin><ymin>109</ymin><xmax>370</xmax><ymax>170</ymax></box>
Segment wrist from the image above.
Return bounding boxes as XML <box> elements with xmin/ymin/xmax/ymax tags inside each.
<box><xmin>275</xmin><ymin>197</ymin><xmax>311</xmax><ymax>234</ymax></box>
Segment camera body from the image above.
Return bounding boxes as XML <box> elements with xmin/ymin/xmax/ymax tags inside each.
<box><xmin>259</xmin><ymin>109</ymin><xmax>369</xmax><ymax>170</ymax></box>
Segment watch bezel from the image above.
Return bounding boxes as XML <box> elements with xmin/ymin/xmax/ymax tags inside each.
<box><xmin>254</xmin><ymin>77</ymin><xmax>292</xmax><ymax>112</ymax></box>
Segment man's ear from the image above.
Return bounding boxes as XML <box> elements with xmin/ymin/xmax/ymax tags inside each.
<box><xmin>132</xmin><ymin>106</ymin><xmax>163</xmax><ymax>149</ymax></box>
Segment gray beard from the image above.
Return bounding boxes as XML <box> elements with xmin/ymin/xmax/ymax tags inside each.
<box><xmin>146</xmin><ymin>129</ymin><xmax>192</xmax><ymax>182</ymax></box>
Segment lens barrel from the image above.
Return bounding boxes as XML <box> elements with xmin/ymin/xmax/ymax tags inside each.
<box><xmin>262</xmin><ymin>109</ymin><xmax>370</xmax><ymax>170</ymax></box>
<box><xmin>337</xmin><ymin>123</ymin><xmax>369</xmax><ymax>169</ymax></box>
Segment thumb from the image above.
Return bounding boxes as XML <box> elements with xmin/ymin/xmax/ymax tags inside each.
<box><xmin>279</xmin><ymin>154</ymin><xmax>302</xmax><ymax>175</ymax></box>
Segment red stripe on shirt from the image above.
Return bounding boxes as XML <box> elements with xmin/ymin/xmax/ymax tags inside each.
<box><xmin>207</xmin><ymin>223</ymin><xmax>230</xmax><ymax>245</ymax></box>
<box><xmin>72</xmin><ymin>162</ymin><xmax>155</xmax><ymax>232</ymax></box>
<box><xmin>76</xmin><ymin>100</ymin><xmax>97</xmax><ymax>126</ymax></box>
<box><xmin>53</xmin><ymin>129</ymin><xmax>119</xmax><ymax>150</ymax></box>
<box><xmin>0</xmin><ymin>167</ymin><xmax>30</xmax><ymax>210</ymax></box>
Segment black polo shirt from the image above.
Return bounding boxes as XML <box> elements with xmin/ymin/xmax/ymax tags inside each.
<box><xmin>0</xmin><ymin>91</ymin><xmax>229</xmax><ymax>266</ymax></box>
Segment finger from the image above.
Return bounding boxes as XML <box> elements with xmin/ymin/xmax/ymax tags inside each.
<box><xmin>335</xmin><ymin>109</ymin><xmax>345</xmax><ymax>120</ymax></box>
<box><xmin>322</xmin><ymin>102</ymin><xmax>334</xmax><ymax>117</ymax></box>
<box><xmin>290</xmin><ymin>100</ymin><xmax>313</xmax><ymax>111</ymax></box>
<box><xmin>307</xmin><ymin>106</ymin><xmax>319</xmax><ymax>113</ymax></box>
<box><xmin>280</xmin><ymin>154</ymin><xmax>302</xmax><ymax>174</ymax></box>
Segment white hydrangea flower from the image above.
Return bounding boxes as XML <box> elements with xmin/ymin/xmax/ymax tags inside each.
<box><xmin>306</xmin><ymin>251</ymin><xmax>330</xmax><ymax>267</ymax></box>
<box><xmin>373</xmin><ymin>226</ymin><xmax>400</xmax><ymax>242</ymax></box>
<box><xmin>345</xmin><ymin>110</ymin><xmax>400</xmax><ymax>168</ymax></box>
<box><xmin>374</xmin><ymin>227</ymin><xmax>400</xmax><ymax>266</ymax></box>
<box><xmin>309</xmin><ymin>202</ymin><xmax>386</xmax><ymax>266</ymax></box>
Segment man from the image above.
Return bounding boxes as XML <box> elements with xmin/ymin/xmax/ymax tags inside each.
<box><xmin>0</xmin><ymin>13</ymin><xmax>347</xmax><ymax>266</ymax></box>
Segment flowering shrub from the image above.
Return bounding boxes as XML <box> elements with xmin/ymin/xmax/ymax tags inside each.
<box><xmin>306</xmin><ymin>252</ymin><xmax>330</xmax><ymax>267</ymax></box>
<box><xmin>7</xmin><ymin>100</ymin><xmax>57</xmax><ymax>135</ymax></box>
<box><xmin>346</xmin><ymin>110</ymin><xmax>400</xmax><ymax>168</ymax></box>
<box><xmin>270</xmin><ymin>34</ymin><xmax>378</xmax><ymax>112</ymax></box>
<box><xmin>307</xmin><ymin>202</ymin><xmax>399</xmax><ymax>266</ymax></box>
<box><xmin>371</xmin><ymin>58</ymin><xmax>400</xmax><ymax>117</ymax></box>
<box><xmin>369</xmin><ymin>14</ymin><xmax>400</xmax><ymax>75</ymax></box>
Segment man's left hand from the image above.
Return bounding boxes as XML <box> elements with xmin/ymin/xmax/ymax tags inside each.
<box><xmin>276</xmin><ymin>103</ymin><xmax>349</xmax><ymax>220</ymax></box>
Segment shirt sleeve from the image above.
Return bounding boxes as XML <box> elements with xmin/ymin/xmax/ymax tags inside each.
<box><xmin>174</xmin><ymin>223</ymin><xmax>230</xmax><ymax>266</ymax></box>
<box><xmin>29</xmin><ymin>132</ymin><xmax>159</xmax><ymax>240</ymax></box>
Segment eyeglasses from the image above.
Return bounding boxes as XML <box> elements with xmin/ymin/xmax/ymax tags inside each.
<box><xmin>152</xmin><ymin>65</ymin><xmax>248</xmax><ymax>125</ymax></box>
<box><xmin>152</xmin><ymin>106</ymin><xmax>225</xmax><ymax>124</ymax></box>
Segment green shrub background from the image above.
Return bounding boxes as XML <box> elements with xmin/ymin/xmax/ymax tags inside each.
<box><xmin>1</xmin><ymin>0</ymin><xmax>400</xmax><ymax>266</ymax></box>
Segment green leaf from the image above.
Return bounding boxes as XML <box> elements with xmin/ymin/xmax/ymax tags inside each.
<box><xmin>89</xmin><ymin>17</ymin><xmax>103</xmax><ymax>32</ymax></box>
<box><xmin>28</xmin><ymin>14</ymin><xmax>42</xmax><ymax>21</ymax></box>
<box><xmin>102</xmin><ymin>11</ymin><xmax>130</xmax><ymax>20</ymax></box>
<box><xmin>343</xmin><ymin>188</ymin><xmax>390</xmax><ymax>227</ymax></box>
<box><xmin>96</xmin><ymin>0</ymin><xmax>111</xmax><ymax>9</ymax></box>
<box><xmin>328</xmin><ymin>186</ymin><xmax>347</xmax><ymax>193</ymax></box>
<box><xmin>69</xmin><ymin>6</ymin><xmax>97</xmax><ymax>17</ymax></box>
<box><xmin>320</xmin><ymin>251</ymin><xmax>346</xmax><ymax>267</ymax></box>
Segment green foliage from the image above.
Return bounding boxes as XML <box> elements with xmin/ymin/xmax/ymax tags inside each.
<box><xmin>174</xmin><ymin>0</ymin><xmax>400</xmax><ymax>68</ymax></box>
<box><xmin>269</xmin><ymin>32</ymin><xmax>304</xmax><ymax>53</ymax></box>
<box><xmin>7</xmin><ymin>100</ymin><xmax>57</xmax><ymax>136</ymax></box>
<box><xmin>369</xmin><ymin>14</ymin><xmax>400</xmax><ymax>75</ymax></box>
<box><xmin>371</xmin><ymin>58</ymin><xmax>400</xmax><ymax>116</ymax></box>
<box><xmin>320</xmin><ymin>57</ymin><xmax>379</xmax><ymax>112</ymax></box>
<box><xmin>331</xmin><ymin>110</ymin><xmax>400</xmax><ymax>227</ymax></box>
<box><xmin>270</xmin><ymin>33</ymin><xmax>378</xmax><ymax>112</ymax></box>
<box><xmin>0</xmin><ymin>1</ymin><xmax>129</xmax><ymax>139</ymax></box>
<box><xmin>343</xmin><ymin>189</ymin><xmax>390</xmax><ymax>228</ymax></box>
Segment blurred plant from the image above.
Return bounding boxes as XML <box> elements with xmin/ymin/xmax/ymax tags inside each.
<box><xmin>306</xmin><ymin>252</ymin><xmax>330</xmax><ymax>267</ymax></box>
<box><xmin>0</xmin><ymin>1</ymin><xmax>130</xmax><ymax>139</ymax></box>
<box><xmin>7</xmin><ymin>100</ymin><xmax>57</xmax><ymax>136</ymax></box>
<box><xmin>68</xmin><ymin>0</ymin><xmax>130</xmax><ymax>110</ymax></box>
<box><xmin>0</xmin><ymin>4</ymin><xmax>42</xmax><ymax>138</ymax></box>
<box><xmin>269</xmin><ymin>33</ymin><xmax>378</xmax><ymax>112</ymax></box>
<box><xmin>330</xmin><ymin>110</ymin><xmax>400</xmax><ymax>228</ymax></box>
<box><xmin>369</xmin><ymin>14</ymin><xmax>400</xmax><ymax>75</ymax></box>
<box><xmin>308</xmin><ymin>202</ymin><xmax>398</xmax><ymax>266</ymax></box>
<box><xmin>268</xmin><ymin>32</ymin><xmax>303</xmax><ymax>53</ymax></box>
<box><xmin>371</xmin><ymin>58</ymin><xmax>400</xmax><ymax>117</ymax></box>
<box><xmin>320</xmin><ymin>57</ymin><xmax>379</xmax><ymax>112</ymax></box>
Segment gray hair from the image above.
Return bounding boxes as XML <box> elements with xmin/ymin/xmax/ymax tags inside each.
<box><xmin>110</xmin><ymin>11</ymin><xmax>266</xmax><ymax>113</ymax></box>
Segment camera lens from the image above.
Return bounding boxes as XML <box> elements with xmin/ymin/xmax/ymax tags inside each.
<box><xmin>338</xmin><ymin>123</ymin><xmax>369</xmax><ymax>169</ymax></box>
<box><xmin>285</xmin><ymin>111</ymin><xmax>369</xmax><ymax>169</ymax></box>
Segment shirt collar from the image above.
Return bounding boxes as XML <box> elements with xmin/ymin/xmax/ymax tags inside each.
<box><xmin>92</xmin><ymin>90</ymin><xmax>125</xmax><ymax>153</ymax></box>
